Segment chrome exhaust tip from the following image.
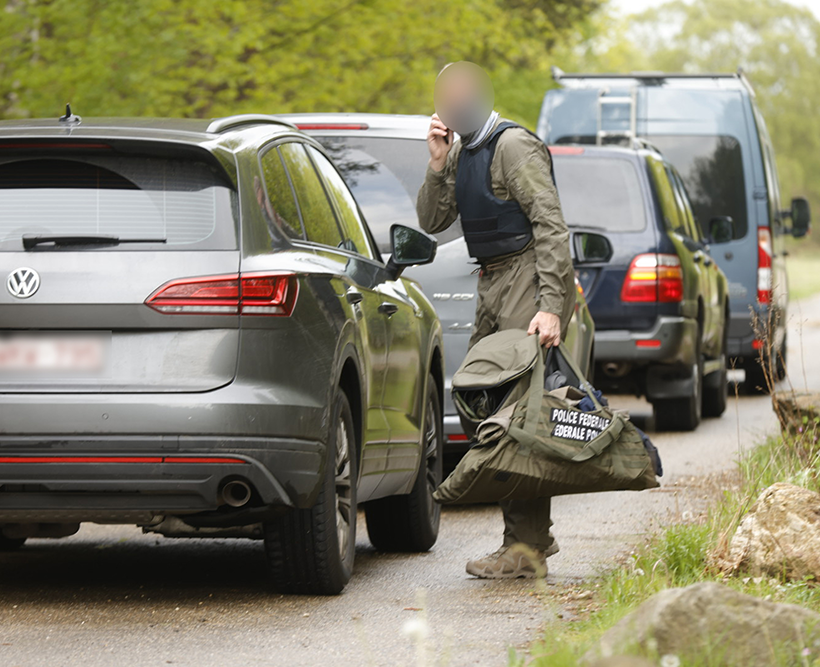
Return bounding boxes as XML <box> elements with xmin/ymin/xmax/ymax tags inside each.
<box><xmin>221</xmin><ymin>480</ymin><xmax>252</xmax><ymax>508</ymax></box>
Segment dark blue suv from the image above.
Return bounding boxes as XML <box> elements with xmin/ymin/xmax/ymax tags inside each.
<box><xmin>551</xmin><ymin>143</ymin><xmax>730</xmax><ymax>431</ymax></box>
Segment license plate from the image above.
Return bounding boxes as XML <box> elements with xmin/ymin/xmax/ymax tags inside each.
<box><xmin>0</xmin><ymin>334</ymin><xmax>109</xmax><ymax>374</ymax></box>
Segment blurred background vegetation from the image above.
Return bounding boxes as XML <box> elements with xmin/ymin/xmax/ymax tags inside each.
<box><xmin>1</xmin><ymin>0</ymin><xmax>818</xmax><ymax>246</ymax></box>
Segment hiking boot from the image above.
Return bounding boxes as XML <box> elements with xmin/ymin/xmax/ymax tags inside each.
<box><xmin>466</xmin><ymin>544</ymin><xmax>548</xmax><ymax>579</ymax></box>
<box><xmin>544</xmin><ymin>539</ymin><xmax>560</xmax><ymax>558</ymax></box>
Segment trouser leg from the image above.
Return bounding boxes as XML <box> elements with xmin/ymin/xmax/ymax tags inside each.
<box><xmin>500</xmin><ymin>497</ymin><xmax>554</xmax><ymax>552</ymax></box>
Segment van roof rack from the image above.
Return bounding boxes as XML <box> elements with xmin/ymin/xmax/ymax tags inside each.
<box><xmin>551</xmin><ymin>66</ymin><xmax>753</xmax><ymax>94</ymax></box>
<box><xmin>206</xmin><ymin>114</ymin><xmax>297</xmax><ymax>134</ymax></box>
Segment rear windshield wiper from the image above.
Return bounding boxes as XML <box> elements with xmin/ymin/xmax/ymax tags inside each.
<box><xmin>22</xmin><ymin>234</ymin><xmax>167</xmax><ymax>250</ymax></box>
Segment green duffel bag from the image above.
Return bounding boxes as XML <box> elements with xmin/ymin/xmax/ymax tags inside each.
<box><xmin>434</xmin><ymin>332</ymin><xmax>660</xmax><ymax>505</ymax></box>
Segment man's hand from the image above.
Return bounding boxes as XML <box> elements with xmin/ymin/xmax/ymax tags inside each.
<box><xmin>528</xmin><ymin>311</ymin><xmax>561</xmax><ymax>348</ymax></box>
<box><xmin>427</xmin><ymin>113</ymin><xmax>453</xmax><ymax>172</ymax></box>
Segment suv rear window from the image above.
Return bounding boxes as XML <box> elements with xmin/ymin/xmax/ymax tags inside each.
<box><xmin>647</xmin><ymin>135</ymin><xmax>747</xmax><ymax>239</ymax></box>
<box><xmin>0</xmin><ymin>155</ymin><xmax>237</xmax><ymax>250</ymax></box>
<box><xmin>553</xmin><ymin>155</ymin><xmax>647</xmax><ymax>232</ymax></box>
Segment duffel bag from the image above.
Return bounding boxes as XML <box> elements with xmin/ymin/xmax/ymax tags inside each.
<box><xmin>434</xmin><ymin>332</ymin><xmax>660</xmax><ymax>504</ymax></box>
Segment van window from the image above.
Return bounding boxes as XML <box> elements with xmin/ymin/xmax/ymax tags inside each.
<box><xmin>553</xmin><ymin>155</ymin><xmax>647</xmax><ymax>232</ymax></box>
<box><xmin>648</xmin><ymin>135</ymin><xmax>747</xmax><ymax>239</ymax></box>
<box><xmin>0</xmin><ymin>155</ymin><xmax>237</xmax><ymax>250</ymax></box>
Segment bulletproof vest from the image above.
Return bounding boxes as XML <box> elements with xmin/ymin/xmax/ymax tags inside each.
<box><xmin>455</xmin><ymin>121</ymin><xmax>555</xmax><ymax>260</ymax></box>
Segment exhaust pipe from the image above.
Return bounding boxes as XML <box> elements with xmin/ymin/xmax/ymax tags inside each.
<box><xmin>221</xmin><ymin>480</ymin><xmax>252</xmax><ymax>508</ymax></box>
<box><xmin>602</xmin><ymin>362</ymin><xmax>630</xmax><ymax>378</ymax></box>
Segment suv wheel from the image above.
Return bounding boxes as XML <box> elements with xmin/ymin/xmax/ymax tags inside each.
<box><xmin>263</xmin><ymin>390</ymin><xmax>357</xmax><ymax>595</ymax></box>
<box><xmin>703</xmin><ymin>323</ymin><xmax>728</xmax><ymax>418</ymax></box>
<box><xmin>365</xmin><ymin>374</ymin><xmax>443</xmax><ymax>552</ymax></box>
<box><xmin>0</xmin><ymin>534</ymin><xmax>26</xmax><ymax>551</ymax></box>
<box><xmin>654</xmin><ymin>346</ymin><xmax>703</xmax><ymax>432</ymax></box>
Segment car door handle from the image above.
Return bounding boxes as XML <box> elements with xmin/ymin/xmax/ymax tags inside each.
<box><xmin>693</xmin><ymin>252</ymin><xmax>702</xmax><ymax>263</ymax></box>
<box><xmin>703</xmin><ymin>256</ymin><xmax>713</xmax><ymax>266</ymax></box>
<box><xmin>378</xmin><ymin>302</ymin><xmax>399</xmax><ymax>316</ymax></box>
<box><xmin>346</xmin><ymin>291</ymin><xmax>363</xmax><ymax>305</ymax></box>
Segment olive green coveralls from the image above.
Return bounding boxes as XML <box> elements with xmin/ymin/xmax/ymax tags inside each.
<box><xmin>417</xmin><ymin>117</ymin><xmax>576</xmax><ymax>552</ymax></box>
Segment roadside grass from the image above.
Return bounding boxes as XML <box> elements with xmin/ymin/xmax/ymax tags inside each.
<box><xmin>517</xmin><ymin>429</ymin><xmax>820</xmax><ymax>667</ymax></box>
<box><xmin>786</xmin><ymin>249</ymin><xmax>820</xmax><ymax>301</ymax></box>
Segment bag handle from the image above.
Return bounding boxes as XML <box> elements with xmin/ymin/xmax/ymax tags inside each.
<box><xmin>514</xmin><ymin>336</ymin><xmax>624</xmax><ymax>461</ymax></box>
<box><xmin>522</xmin><ymin>337</ymin><xmax>603</xmax><ymax>440</ymax></box>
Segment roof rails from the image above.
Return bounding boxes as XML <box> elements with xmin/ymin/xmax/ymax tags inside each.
<box><xmin>206</xmin><ymin>114</ymin><xmax>298</xmax><ymax>134</ymax></box>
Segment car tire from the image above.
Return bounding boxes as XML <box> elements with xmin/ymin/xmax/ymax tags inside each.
<box><xmin>0</xmin><ymin>534</ymin><xmax>26</xmax><ymax>551</ymax></box>
<box><xmin>702</xmin><ymin>324</ymin><xmax>728</xmax><ymax>418</ymax></box>
<box><xmin>776</xmin><ymin>335</ymin><xmax>787</xmax><ymax>382</ymax></box>
<box><xmin>263</xmin><ymin>390</ymin><xmax>357</xmax><ymax>595</ymax></box>
<box><xmin>653</xmin><ymin>342</ymin><xmax>703</xmax><ymax>432</ymax></box>
<box><xmin>365</xmin><ymin>374</ymin><xmax>443</xmax><ymax>552</ymax></box>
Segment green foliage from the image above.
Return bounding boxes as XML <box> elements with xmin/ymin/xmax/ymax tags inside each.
<box><xmin>0</xmin><ymin>0</ymin><xmax>599</xmax><ymax>121</ymax></box>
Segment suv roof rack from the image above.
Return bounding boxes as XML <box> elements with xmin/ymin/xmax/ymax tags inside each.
<box><xmin>206</xmin><ymin>114</ymin><xmax>297</xmax><ymax>134</ymax></box>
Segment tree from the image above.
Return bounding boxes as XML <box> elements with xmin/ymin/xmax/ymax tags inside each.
<box><xmin>0</xmin><ymin>0</ymin><xmax>599</xmax><ymax>120</ymax></box>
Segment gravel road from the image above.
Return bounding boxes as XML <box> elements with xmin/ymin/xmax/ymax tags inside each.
<box><xmin>2</xmin><ymin>296</ymin><xmax>817</xmax><ymax>667</ymax></box>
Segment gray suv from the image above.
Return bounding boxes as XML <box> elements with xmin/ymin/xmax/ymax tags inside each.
<box><xmin>0</xmin><ymin>112</ymin><xmax>445</xmax><ymax>595</ymax></box>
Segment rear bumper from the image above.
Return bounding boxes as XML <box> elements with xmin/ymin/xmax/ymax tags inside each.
<box><xmin>594</xmin><ymin>316</ymin><xmax>698</xmax><ymax>366</ymax></box>
<box><xmin>0</xmin><ymin>436</ymin><xmax>324</xmax><ymax>526</ymax></box>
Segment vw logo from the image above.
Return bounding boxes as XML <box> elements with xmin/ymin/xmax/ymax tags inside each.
<box><xmin>7</xmin><ymin>267</ymin><xmax>40</xmax><ymax>299</ymax></box>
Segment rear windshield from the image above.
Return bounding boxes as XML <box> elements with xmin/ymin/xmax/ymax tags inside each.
<box><xmin>553</xmin><ymin>155</ymin><xmax>647</xmax><ymax>232</ymax></box>
<box><xmin>315</xmin><ymin>136</ymin><xmax>462</xmax><ymax>253</ymax></box>
<box><xmin>0</xmin><ymin>155</ymin><xmax>237</xmax><ymax>250</ymax></box>
<box><xmin>647</xmin><ymin>135</ymin><xmax>747</xmax><ymax>239</ymax></box>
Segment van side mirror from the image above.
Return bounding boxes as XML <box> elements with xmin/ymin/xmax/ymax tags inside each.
<box><xmin>708</xmin><ymin>216</ymin><xmax>735</xmax><ymax>244</ymax></box>
<box><xmin>572</xmin><ymin>231</ymin><xmax>613</xmax><ymax>264</ymax></box>
<box><xmin>789</xmin><ymin>197</ymin><xmax>811</xmax><ymax>238</ymax></box>
<box><xmin>386</xmin><ymin>224</ymin><xmax>438</xmax><ymax>279</ymax></box>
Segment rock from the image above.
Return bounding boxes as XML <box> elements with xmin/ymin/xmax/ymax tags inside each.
<box><xmin>772</xmin><ymin>390</ymin><xmax>820</xmax><ymax>434</ymax></box>
<box><xmin>726</xmin><ymin>482</ymin><xmax>820</xmax><ymax>579</ymax></box>
<box><xmin>582</xmin><ymin>582</ymin><xmax>820</xmax><ymax>666</ymax></box>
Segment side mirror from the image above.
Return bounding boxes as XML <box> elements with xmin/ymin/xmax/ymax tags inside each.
<box><xmin>386</xmin><ymin>224</ymin><xmax>438</xmax><ymax>279</ymax></box>
<box><xmin>572</xmin><ymin>231</ymin><xmax>613</xmax><ymax>264</ymax></box>
<box><xmin>789</xmin><ymin>197</ymin><xmax>811</xmax><ymax>238</ymax></box>
<box><xmin>708</xmin><ymin>216</ymin><xmax>735</xmax><ymax>244</ymax></box>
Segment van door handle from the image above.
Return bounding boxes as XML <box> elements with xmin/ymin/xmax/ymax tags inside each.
<box><xmin>346</xmin><ymin>291</ymin><xmax>363</xmax><ymax>305</ymax></box>
<box><xmin>378</xmin><ymin>302</ymin><xmax>399</xmax><ymax>317</ymax></box>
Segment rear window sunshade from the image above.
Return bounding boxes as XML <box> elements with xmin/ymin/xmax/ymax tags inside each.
<box><xmin>0</xmin><ymin>155</ymin><xmax>237</xmax><ymax>250</ymax></box>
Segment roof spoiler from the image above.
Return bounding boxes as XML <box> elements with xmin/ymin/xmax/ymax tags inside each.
<box><xmin>206</xmin><ymin>114</ymin><xmax>297</xmax><ymax>134</ymax></box>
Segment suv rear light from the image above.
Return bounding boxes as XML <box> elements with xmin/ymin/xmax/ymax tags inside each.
<box><xmin>146</xmin><ymin>273</ymin><xmax>298</xmax><ymax>316</ymax></box>
<box><xmin>621</xmin><ymin>253</ymin><xmax>683</xmax><ymax>303</ymax></box>
<box><xmin>757</xmin><ymin>227</ymin><xmax>772</xmax><ymax>304</ymax></box>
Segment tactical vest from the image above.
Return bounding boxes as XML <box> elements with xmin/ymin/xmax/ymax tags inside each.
<box><xmin>455</xmin><ymin>121</ymin><xmax>555</xmax><ymax>261</ymax></box>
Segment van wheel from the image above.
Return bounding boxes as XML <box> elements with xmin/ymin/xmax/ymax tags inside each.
<box><xmin>0</xmin><ymin>535</ymin><xmax>26</xmax><ymax>551</ymax></box>
<box><xmin>654</xmin><ymin>351</ymin><xmax>703</xmax><ymax>432</ymax></box>
<box><xmin>263</xmin><ymin>390</ymin><xmax>357</xmax><ymax>595</ymax></box>
<box><xmin>365</xmin><ymin>375</ymin><xmax>443</xmax><ymax>552</ymax></box>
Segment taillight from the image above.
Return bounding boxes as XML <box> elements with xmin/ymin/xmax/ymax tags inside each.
<box><xmin>757</xmin><ymin>227</ymin><xmax>772</xmax><ymax>304</ymax></box>
<box><xmin>146</xmin><ymin>273</ymin><xmax>298</xmax><ymax>316</ymax></box>
<box><xmin>621</xmin><ymin>253</ymin><xmax>683</xmax><ymax>303</ymax></box>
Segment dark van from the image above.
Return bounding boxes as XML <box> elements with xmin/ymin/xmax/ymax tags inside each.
<box><xmin>538</xmin><ymin>69</ymin><xmax>811</xmax><ymax>389</ymax></box>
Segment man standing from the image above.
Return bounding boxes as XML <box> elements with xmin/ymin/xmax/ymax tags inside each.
<box><xmin>417</xmin><ymin>61</ymin><xmax>576</xmax><ymax>579</ymax></box>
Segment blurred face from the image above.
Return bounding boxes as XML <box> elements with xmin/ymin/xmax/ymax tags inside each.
<box><xmin>434</xmin><ymin>61</ymin><xmax>494</xmax><ymax>136</ymax></box>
